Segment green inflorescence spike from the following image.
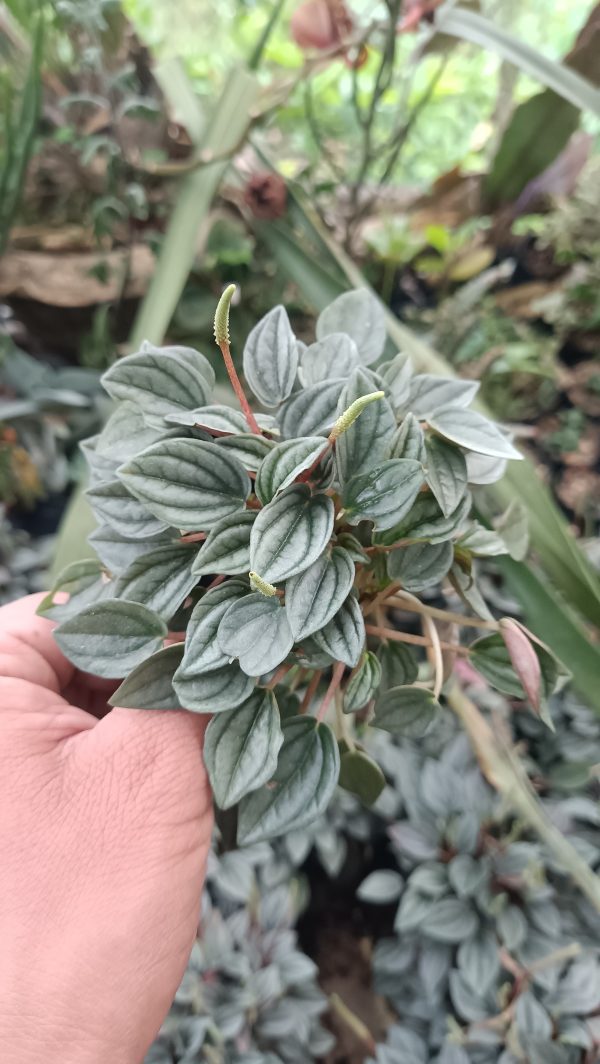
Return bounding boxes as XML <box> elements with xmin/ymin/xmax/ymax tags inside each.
<box><xmin>214</xmin><ymin>283</ymin><xmax>237</xmax><ymax>346</ymax></box>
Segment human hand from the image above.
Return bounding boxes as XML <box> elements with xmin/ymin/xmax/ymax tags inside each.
<box><xmin>0</xmin><ymin>594</ymin><xmax>212</xmax><ymax>1064</ymax></box>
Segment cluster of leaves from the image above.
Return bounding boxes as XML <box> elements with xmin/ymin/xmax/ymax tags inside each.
<box><xmin>43</xmin><ymin>287</ymin><xmax>561</xmax><ymax>846</ymax></box>
<box><xmin>146</xmin><ymin>842</ymin><xmax>333</xmax><ymax>1064</ymax></box>
<box><xmin>360</xmin><ymin>692</ymin><xmax>600</xmax><ymax>1064</ymax></box>
<box><xmin>147</xmin><ymin>685</ymin><xmax>600</xmax><ymax>1064</ymax></box>
<box><xmin>0</xmin><ymin>340</ymin><xmax>105</xmax><ymax>506</ymax></box>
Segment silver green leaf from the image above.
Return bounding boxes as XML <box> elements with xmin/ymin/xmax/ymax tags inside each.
<box><xmin>177</xmin><ymin>580</ymin><xmax>249</xmax><ymax>677</ymax></box>
<box><xmin>278</xmin><ymin>379</ymin><xmax>344</xmax><ymax>439</ymax></box>
<box><xmin>344</xmin><ymin>651</ymin><xmax>382</xmax><ymax>713</ymax></box>
<box><xmin>316</xmin><ymin>289</ymin><xmax>386</xmax><ymax>366</ymax></box>
<box><xmin>237</xmin><ymin>716</ymin><xmax>340</xmax><ymax>844</ymax></box>
<box><xmin>379</xmin><ymin>352</ymin><xmax>413</xmax><ymax>410</ymax></box>
<box><xmin>299</xmin><ymin>333</ymin><xmax>360</xmax><ymax>386</ymax></box>
<box><xmin>54</xmin><ymin>600</ymin><xmax>167</xmax><ymax>679</ymax></box>
<box><xmin>217</xmin><ymin>593</ymin><xmax>294</xmax><ymax>676</ymax></box>
<box><xmin>113</xmin><ymin>542</ymin><xmax>199</xmax><ymax>618</ymax></box>
<box><xmin>118</xmin><ymin>439</ymin><xmax>250</xmax><ymax>531</ymax></box>
<box><xmin>465</xmin><ymin>450</ymin><xmax>507</xmax><ymax>485</ymax></box>
<box><xmin>335</xmin><ymin>368</ymin><xmax>396</xmax><ymax>484</ymax></box>
<box><xmin>424</xmin><ymin>898</ymin><xmax>479</xmax><ymax>944</ymax></box>
<box><xmin>374</xmin><ymin>685</ymin><xmax>440</xmax><ymax>737</ymax></box>
<box><xmin>387</xmin><ymin>540</ymin><xmax>453</xmax><ymax>592</ymax></box>
<box><xmin>342</xmin><ymin>458</ymin><xmax>424</xmax><ymax>530</ymax></box>
<box><xmin>293</xmin><ymin>637</ymin><xmax>336</xmax><ymax>671</ymax></box>
<box><xmin>80</xmin><ymin>436</ymin><xmax>119</xmax><ymax>487</ymax></box>
<box><xmin>493</xmin><ymin>499</ymin><xmax>529</xmax><ymax>561</ymax></box>
<box><xmin>37</xmin><ymin>559</ymin><xmax>106</xmax><ymax>622</ymax></box>
<box><xmin>338</xmin><ymin>748</ymin><xmax>385</xmax><ymax>806</ymax></box>
<box><xmin>255</xmin><ymin>436</ymin><xmax>326</xmax><ymax>504</ymax></box>
<box><xmin>403</xmin><ymin>375</ymin><xmax>479</xmax><ymax>418</ymax></box>
<box><xmin>456</xmin><ymin>522</ymin><xmax>509</xmax><ymax>557</ymax></box>
<box><xmin>429</xmin><ymin>407</ymin><xmax>522</xmax><ymax>460</ymax></box>
<box><xmin>191</xmin><ymin>512</ymin><xmax>256</xmax><ymax>576</ymax></box>
<box><xmin>250</xmin><ymin>485</ymin><xmax>334</xmax><ymax>584</ymax></box>
<box><xmin>378</xmin><ymin>642</ymin><xmax>418</xmax><ymax>690</ymax></box>
<box><xmin>450</xmin><ymin>563</ymin><xmax>494</xmax><ymax>622</ymax></box>
<box><xmin>335</xmin><ymin>532</ymin><xmax>369</xmax><ymax>563</ymax></box>
<box><xmin>101</xmin><ymin>344</ymin><xmax>214</xmax><ymax>428</ymax></box>
<box><xmin>86</xmin><ymin>479</ymin><xmax>169</xmax><ymax>539</ymax></box>
<box><xmin>313</xmin><ymin>594</ymin><xmax>365</xmax><ymax>668</ymax></box>
<box><xmin>515</xmin><ymin>992</ymin><xmax>553</xmax><ymax>1045</ymax></box>
<box><xmin>164</xmin><ymin>405</ymin><xmax>249</xmax><ymax>433</ymax></box>
<box><xmin>88</xmin><ymin>525</ymin><xmax>174</xmax><ymax>576</ymax></box>
<box><xmin>373</xmin><ymin>491</ymin><xmax>472</xmax><ymax>547</ymax></box>
<box><xmin>94</xmin><ymin>400</ymin><xmax>185</xmax><ymax>463</ymax></box>
<box><xmin>173</xmin><ymin>660</ymin><xmax>255</xmax><ymax>713</ymax></box>
<box><xmin>165</xmin><ymin>405</ymin><xmax>275</xmax><ymax>435</ymax></box>
<box><xmin>214</xmin><ymin>432</ymin><xmax>275</xmax><ymax>472</ymax></box>
<box><xmin>204</xmin><ymin>690</ymin><xmax>283</xmax><ymax>810</ymax></box>
<box><xmin>357</xmin><ymin>869</ymin><xmax>404</xmax><ymax>904</ymax></box>
<box><xmin>243</xmin><ymin>305</ymin><xmax>298</xmax><ymax>407</ymax></box>
<box><xmin>425</xmin><ymin>436</ymin><xmax>468</xmax><ymax>518</ymax></box>
<box><xmin>391</xmin><ymin>413</ymin><xmax>425</xmax><ymax>461</ymax></box>
<box><xmin>284</xmin><ymin>545</ymin><xmax>355</xmax><ymax>641</ymax></box>
<box><xmin>109</xmin><ymin>644</ymin><xmax>184</xmax><ymax>709</ymax></box>
<box><xmin>458</xmin><ymin>929</ymin><xmax>500</xmax><ymax>997</ymax></box>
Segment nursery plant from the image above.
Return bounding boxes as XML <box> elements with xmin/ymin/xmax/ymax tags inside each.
<box><xmin>148</xmin><ymin>689</ymin><xmax>600</xmax><ymax>1063</ymax></box>
<box><xmin>40</xmin><ymin>286</ymin><xmax>562</xmax><ymax>846</ymax></box>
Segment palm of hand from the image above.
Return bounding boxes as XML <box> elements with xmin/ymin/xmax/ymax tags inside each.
<box><xmin>0</xmin><ymin>594</ymin><xmax>212</xmax><ymax>1064</ymax></box>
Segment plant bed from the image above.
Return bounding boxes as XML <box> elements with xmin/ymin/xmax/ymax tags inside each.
<box><xmin>146</xmin><ymin>682</ymin><xmax>600</xmax><ymax>1064</ymax></box>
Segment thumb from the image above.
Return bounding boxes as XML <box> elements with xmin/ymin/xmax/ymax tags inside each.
<box><xmin>89</xmin><ymin>704</ymin><xmax>210</xmax><ymax>780</ymax></box>
<box><xmin>76</xmin><ymin>706</ymin><xmax>213</xmax><ymax>849</ymax></box>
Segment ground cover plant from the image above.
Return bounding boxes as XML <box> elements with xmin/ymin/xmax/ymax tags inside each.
<box><xmin>39</xmin><ymin>286</ymin><xmax>563</xmax><ymax>847</ymax></box>
<box><xmin>147</xmin><ymin>685</ymin><xmax>600</xmax><ymax>1063</ymax></box>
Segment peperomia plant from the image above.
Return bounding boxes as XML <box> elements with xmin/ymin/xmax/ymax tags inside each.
<box><xmin>40</xmin><ymin>286</ymin><xmax>561</xmax><ymax>846</ymax></box>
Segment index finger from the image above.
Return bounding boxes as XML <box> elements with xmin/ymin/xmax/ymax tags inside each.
<box><xmin>0</xmin><ymin>593</ymin><xmax>75</xmax><ymax>694</ymax></box>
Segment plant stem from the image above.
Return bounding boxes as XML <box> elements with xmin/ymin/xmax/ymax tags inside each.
<box><xmin>217</xmin><ymin>338</ymin><xmax>262</xmax><ymax>434</ymax></box>
<box><xmin>365</xmin><ymin>623</ymin><xmax>470</xmax><ymax>656</ymax></box>
<box><xmin>300</xmin><ymin>669</ymin><xmax>323</xmax><ymax>715</ymax></box>
<box><xmin>329</xmin><ymin>993</ymin><xmax>376</xmax><ymax>1055</ymax></box>
<box><xmin>389</xmin><ymin>591</ymin><xmax>500</xmax><ymax>631</ymax></box>
<box><xmin>179</xmin><ymin>531</ymin><xmax>207</xmax><ymax>544</ymax></box>
<box><xmin>288</xmin><ymin>666</ymin><xmax>306</xmax><ymax>693</ymax></box>
<box><xmin>335</xmin><ymin>690</ymin><xmax>355</xmax><ymax>750</ymax></box>
<box><xmin>317</xmin><ymin>661</ymin><xmax>345</xmax><ymax>723</ymax></box>
<box><xmin>207</xmin><ymin>574</ymin><xmax>227</xmax><ymax>590</ymax></box>
<box><xmin>422</xmin><ymin>613</ymin><xmax>444</xmax><ymax>699</ymax></box>
<box><xmin>447</xmin><ymin>683</ymin><xmax>600</xmax><ymax>912</ymax></box>
<box><xmin>266</xmin><ymin>663</ymin><xmax>293</xmax><ymax>690</ymax></box>
<box><xmin>362</xmin><ymin>582</ymin><xmax>402</xmax><ymax>618</ymax></box>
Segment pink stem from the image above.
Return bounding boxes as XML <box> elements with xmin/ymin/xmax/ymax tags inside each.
<box><xmin>317</xmin><ymin>661</ymin><xmax>345</xmax><ymax>722</ymax></box>
<box><xmin>219</xmin><ymin>340</ymin><xmax>261</xmax><ymax>435</ymax></box>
